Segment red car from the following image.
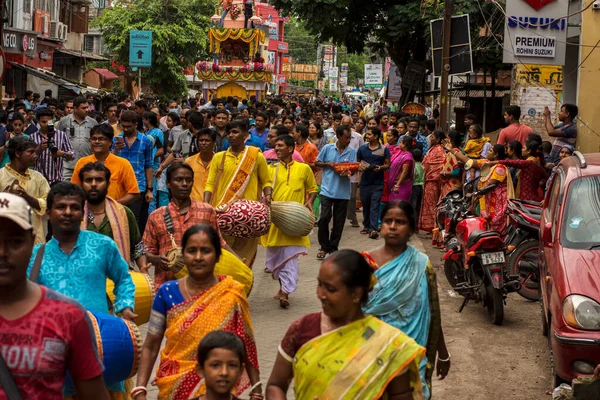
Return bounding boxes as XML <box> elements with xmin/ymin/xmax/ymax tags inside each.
<box><xmin>539</xmin><ymin>152</ymin><xmax>600</xmax><ymax>387</ymax></box>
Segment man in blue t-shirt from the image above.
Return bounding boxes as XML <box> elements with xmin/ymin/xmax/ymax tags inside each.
<box><xmin>544</xmin><ymin>103</ymin><xmax>578</xmax><ymax>164</ymax></box>
<box><xmin>315</xmin><ymin>125</ymin><xmax>357</xmax><ymax>259</ymax></box>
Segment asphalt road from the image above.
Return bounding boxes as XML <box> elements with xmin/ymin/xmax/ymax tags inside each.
<box><xmin>142</xmin><ymin>221</ymin><xmax>552</xmax><ymax>399</ymax></box>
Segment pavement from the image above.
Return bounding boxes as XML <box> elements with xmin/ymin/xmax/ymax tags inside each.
<box><xmin>142</xmin><ymin>218</ymin><xmax>415</xmax><ymax>399</ymax></box>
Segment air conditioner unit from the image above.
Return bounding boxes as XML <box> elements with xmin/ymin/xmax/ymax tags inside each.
<box><xmin>49</xmin><ymin>20</ymin><xmax>60</xmax><ymax>39</ymax></box>
<box><xmin>59</xmin><ymin>23</ymin><xmax>68</xmax><ymax>41</ymax></box>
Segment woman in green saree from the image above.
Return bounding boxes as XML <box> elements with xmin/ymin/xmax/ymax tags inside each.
<box><xmin>266</xmin><ymin>250</ymin><xmax>425</xmax><ymax>400</ymax></box>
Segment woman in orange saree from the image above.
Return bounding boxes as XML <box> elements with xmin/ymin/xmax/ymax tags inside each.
<box><xmin>134</xmin><ymin>225</ymin><xmax>261</xmax><ymax>400</ymax></box>
<box><xmin>419</xmin><ymin>131</ymin><xmax>447</xmax><ymax>242</ymax></box>
<box><xmin>439</xmin><ymin>131</ymin><xmax>463</xmax><ymax>199</ymax></box>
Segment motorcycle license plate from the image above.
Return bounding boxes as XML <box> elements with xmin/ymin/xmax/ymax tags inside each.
<box><xmin>481</xmin><ymin>252</ymin><xmax>505</xmax><ymax>265</ymax></box>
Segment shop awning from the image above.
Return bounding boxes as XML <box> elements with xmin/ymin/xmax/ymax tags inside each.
<box><xmin>91</xmin><ymin>68</ymin><xmax>119</xmax><ymax>80</ymax></box>
<box><xmin>9</xmin><ymin>62</ymin><xmax>98</xmax><ymax>94</ymax></box>
<box><xmin>55</xmin><ymin>48</ymin><xmax>108</xmax><ymax>61</ymax></box>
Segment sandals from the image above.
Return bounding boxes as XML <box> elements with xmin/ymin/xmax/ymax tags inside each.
<box><xmin>316</xmin><ymin>250</ymin><xmax>328</xmax><ymax>259</ymax></box>
<box><xmin>264</xmin><ymin>267</ymin><xmax>272</xmax><ymax>274</ymax></box>
<box><xmin>279</xmin><ymin>298</ymin><xmax>290</xmax><ymax>308</ymax></box>
<box><xmin>350</xmin><ymin>221</ymin><xmax>360</xmax><ymax>228</ymax></box>
<box><xmin>360</xmin><ymin>228</ymin><xmax>369</xmax><ymax>235</ymax></box>
<box><xmin>369</xmin><ymin>231</ymin><xmax>379</xmax><ymax>239</ymax></box>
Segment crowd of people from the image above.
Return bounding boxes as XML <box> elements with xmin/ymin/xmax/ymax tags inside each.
<box><xmin>0</xmin><ymin>90</ymin><xmax>578</xmax><ymax>400</ymax></box>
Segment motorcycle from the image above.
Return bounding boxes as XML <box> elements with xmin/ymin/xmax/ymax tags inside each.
<box><xmin>504</xmin><ymin>199</ymin><xmax>542</xmax><ymax>301</ymax></box>
<box><xmin>442</xmin><ymin>182</ymin><xmax>521</xmax><ymax>325</ymax></box>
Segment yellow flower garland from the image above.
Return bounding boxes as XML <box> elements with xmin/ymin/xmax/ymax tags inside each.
<box><xmin>198</xmin><ymin>70</ymin><xmax>272</xmax><ymax>82</ymax></box>
<box><xmin>208</xmin><ymin>28</ymin><xmax>265</xmax><ymax>56</ymax></box>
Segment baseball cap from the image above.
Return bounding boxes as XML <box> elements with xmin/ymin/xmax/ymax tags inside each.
<box><xmin>0</xmin><ymin>192</ymin><xmax>33</xmax><ymax>230</ymax></box>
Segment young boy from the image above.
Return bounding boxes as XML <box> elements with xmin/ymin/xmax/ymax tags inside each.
<box><xmin>192</xmin><ymin>331</ymin><xmax>247</xmax><ymax>400</ymax></box>
<box><xmin>411</xmin><ymin>148</ymin><xmax>424</xmax><ymax>229</ymax></box>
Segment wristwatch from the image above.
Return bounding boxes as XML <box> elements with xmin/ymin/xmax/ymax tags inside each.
<box><xmin>146</xmin><ymin>187</ymin><xmax>153</xmax><ymax>192</ymax></box>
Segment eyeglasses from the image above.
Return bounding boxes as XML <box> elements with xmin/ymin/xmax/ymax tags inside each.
<box><xmin>89</xmin><ymin>137</ymin><xmax>109</xmax><ymax>142</ymax></box>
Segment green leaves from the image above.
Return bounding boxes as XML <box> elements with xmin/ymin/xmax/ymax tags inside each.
<box><xmin>92</xmin><ymin>0</ymin><xmax>213</xmax><ymax>99</ymax></box>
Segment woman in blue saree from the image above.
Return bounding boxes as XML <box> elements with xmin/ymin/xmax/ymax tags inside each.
<box><xmin>363</xmin><ymin>200</ymin><xmax>451</xmax><ymax>399</ymax></box>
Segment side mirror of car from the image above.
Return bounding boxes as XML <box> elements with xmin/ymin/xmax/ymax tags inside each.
<box><xmin>542</xmin><ymin>221</ymin><xmax>553</xmax><ymax>244</ymax></box>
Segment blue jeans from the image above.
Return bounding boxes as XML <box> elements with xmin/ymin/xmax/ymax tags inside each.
<box><xmin>360</xmin><ymin>185</ymin><xmax>383</xmax><ymax>232</ymax></box>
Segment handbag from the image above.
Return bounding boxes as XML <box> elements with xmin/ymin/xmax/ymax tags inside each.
<box><xmin>163</xmin><ymin>208</ymin><xmax>186</xmax><ymax>277</ymax></box>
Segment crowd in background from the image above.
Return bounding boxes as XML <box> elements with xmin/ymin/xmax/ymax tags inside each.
<box><xmin>0</xmin><ymin>88</ymin><xmax>579</xmax><ymax>400</ymax></box>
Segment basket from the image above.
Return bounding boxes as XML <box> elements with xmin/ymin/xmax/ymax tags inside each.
<box><xmin>332</xmin><ymin>162</ymin><xmax>360</xmax><ymax>175</ymax></box>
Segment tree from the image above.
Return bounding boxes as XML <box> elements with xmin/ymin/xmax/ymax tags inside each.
<box><xmin>270</xmin><ymin>0</ymin><xmax>442</xmax><ymax>84</ymax></box>
<box><xmin>285</xmin><ymin>16</ymin><xmax>318</xmax><ymax>64</ymax></box>
<box><xmin>92</xmin><ymin>0</ymin><xmax>213</xmax><ymax>99</ymax></box>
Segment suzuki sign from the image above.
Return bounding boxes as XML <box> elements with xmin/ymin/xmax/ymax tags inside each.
<box><xmin>503</xmin><ymin>0</ymin><xmax>568</xmax><ymax>65</ymax></box>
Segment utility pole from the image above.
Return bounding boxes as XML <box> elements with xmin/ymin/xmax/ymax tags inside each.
<box><xmin>439</xmin><ymin>0</ymin><xmax>453</xmax><ymax>131</ymax></box>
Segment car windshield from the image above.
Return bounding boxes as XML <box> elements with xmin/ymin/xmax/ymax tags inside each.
<box><xmin>561</xmin><ymin>176</ymin><xmax>600</xmax><ymax>249</ymax></box>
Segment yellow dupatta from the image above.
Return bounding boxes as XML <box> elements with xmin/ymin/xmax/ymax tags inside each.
<box><xmin>81</xmin><ymin>196</ymin><xmax>131</xmax><ymax>264</ymax></box>
<box><xmin>293</xmin><ymin>315</ymin><xmax>425</xmax><ymax>400</ymax></box>
<box><xmin>155</xmin><ymin>276</ymin><xmax>258</xmax><ymax>399</ymax></box>
<box><xmin>214</xmin><ymin>146</ymin><xmax>260</xmax><ymax>208</ymax></box>
<box><xmin>478</xmin><ymin>164</ymin><xmax>515</xmax><ymax>228</ymax></box>
<box><xmin>463</xmin><ymin>137</ymin><xmax>490</xmax><ymax>158</ymax></box>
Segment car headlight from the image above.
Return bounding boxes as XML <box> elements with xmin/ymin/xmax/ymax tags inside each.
<box><xmin>563</xmin><ymin>295</ymin><xmax>600</xmax><ymax>330</ymax></box>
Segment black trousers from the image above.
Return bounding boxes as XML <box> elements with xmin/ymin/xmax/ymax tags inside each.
<box><xmin>318</xmin><ymin>195</ymin><xmax>349</xmax><ymax>253</ymax></box>
<box><xmin>129</xmin><ymin>195</ymin><xmax>149</xmax><ymax>236</ymax></box>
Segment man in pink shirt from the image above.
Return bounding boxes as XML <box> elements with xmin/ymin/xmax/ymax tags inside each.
<box><xmin>497</xmin><ymin>105</ymin><xmax>533</xmax><ymax>146</ymax></box>
<box><xmin>262</xmin><ymin>124</ymin><xmax>304</xmax><ymax>164</ymax></box>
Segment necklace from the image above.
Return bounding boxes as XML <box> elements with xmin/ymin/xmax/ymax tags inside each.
<box><xmin>182</xmin><ymin>277</ymin><xmax>192</xmax><ymax>298</ymax></box>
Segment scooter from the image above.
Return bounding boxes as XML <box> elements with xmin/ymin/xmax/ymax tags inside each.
<box><xmin>442</xmin><ymin>184</ymin><xmax>521</xmax><ymax>325</ymax></box>
<box><xmin>504</xmin><ymin>199</ymin><xmax>542</xmax><ymax>301</ymax></box>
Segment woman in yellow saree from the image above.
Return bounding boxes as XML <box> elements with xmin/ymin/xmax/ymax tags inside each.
<box><xmin>266</xmin><ymin>250</ymin><xmax>425</xmax><ymax>400</ymax></box>
<box><xmin>133</xmin><ymin>225</ymin><xmax>262</xmax><ymax>400</ymax></box>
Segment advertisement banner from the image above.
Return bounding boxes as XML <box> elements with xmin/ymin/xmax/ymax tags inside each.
<box><xmin>387</xmin><ymin>63</ymin><xmax>402</xmax><ymax>100</ymax></box>
<box><xmin>328</xmin><ymin>67</ymin><xmax>339</xmax><ymax>79</ymax></box>
<box><xmin>340</xmin><ymin>63</ymin><xmax>348</xmax><ymax>77</ymax></box>
<box><xmin>503</xmin><ymin>0</ymin><xmax>568</xmax><ymax>65</ymax></box>
<box><xmin>329</xmin><ymin>79</ymin><xmax>337</xmax><ymax>91</ymax></box>
<box><xmin>364</xmin><ymin>64</ymin><xmax>382</xmax><ymax>88</ymax></box>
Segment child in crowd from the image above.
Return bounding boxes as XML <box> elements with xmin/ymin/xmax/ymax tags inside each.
<box><xmin>463</xmin><ymin>124</ymin><xmax>491</xmax><ymax>159</ymax></box>
<box><xmin>541</xmin><ymin>141</ymin><xmax>553</xmax><ymax>165</ymax></box>
<box><xmin>191</xmin><ymin>331</ymin><xmax>247</xmax><ymax>400</ymax></box>
<box><xmin>411</xmin><ymin>148</ymin><xmax>424</xmax><ymax>229</ymax></box>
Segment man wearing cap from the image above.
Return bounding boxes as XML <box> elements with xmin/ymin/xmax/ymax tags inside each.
<box><xmin>0</xmin><ymin>193</ymin><xmax>110</xmax><ymax>399</ymax></box>
<box><xmin>0</xmin><ymin>135</ymin><xmax>50</xmax><ymax>244</ymax></box>
<box><xmin>26</xmin><ymin>182</ymin><xmax>136</xmax><ymax>397</ymax></box>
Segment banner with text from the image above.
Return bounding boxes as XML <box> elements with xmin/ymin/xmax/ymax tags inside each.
<box><xmin>364</xmin><ymin>64</ymin><xmax>382</xmax><ymax>88</ymax></box>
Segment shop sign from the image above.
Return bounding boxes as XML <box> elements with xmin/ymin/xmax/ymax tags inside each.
<box><xmin>39</xmin><ymin>50</ymin><xmax>51</xmax><ymax>61</ymax></box>
<box><xmin>503</xmin><ymin>0</ymin><xmax>568</xmax><ymax>65</ymax></box>
<box><xmin>277</xmin><ymin>42</ymin><xmax>288</xmax><ymax>53</ymax></box>
<box><xmin>3</xmin><ymin>29</ymin><xmax>37</xmax><ymax>56</ymax></box>
<box><xmin>514</xmin><ymin>35</ymin><xmax>555</xmax><ymax>57</ymax></box>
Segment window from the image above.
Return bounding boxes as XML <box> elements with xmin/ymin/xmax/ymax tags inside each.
<box><xmin>561</xmin><ymin>176</ymin><xmax>600</xmax><ymax>249</ymax></box>
<box><xmin>84</xmin><ymin>35</ymin><xmax>95</xmax><ymax>53</ymax></box>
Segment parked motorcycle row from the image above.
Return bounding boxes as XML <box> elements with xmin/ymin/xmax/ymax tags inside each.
<box><xmin>436</xmin><ymin>177</ymin><xmax>542</xmax><ymax>326</ymax></box>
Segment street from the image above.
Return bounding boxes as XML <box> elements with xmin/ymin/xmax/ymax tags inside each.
<box><xmin>144</xmin><ymin>219</ymin><xmax>552</xmax><ymax>400</ymax></box>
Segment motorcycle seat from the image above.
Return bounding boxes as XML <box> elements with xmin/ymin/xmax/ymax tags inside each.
<box><xmin>467</xmin><ymin>230</ymin><xmax>502</xmax><ymax>249</ymax></box>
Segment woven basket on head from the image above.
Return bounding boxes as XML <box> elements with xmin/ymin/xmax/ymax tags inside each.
<box><xmin>270</xmin><ymin>201</ymin><xmax>316</xmax><ymax>237</ymax></box>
